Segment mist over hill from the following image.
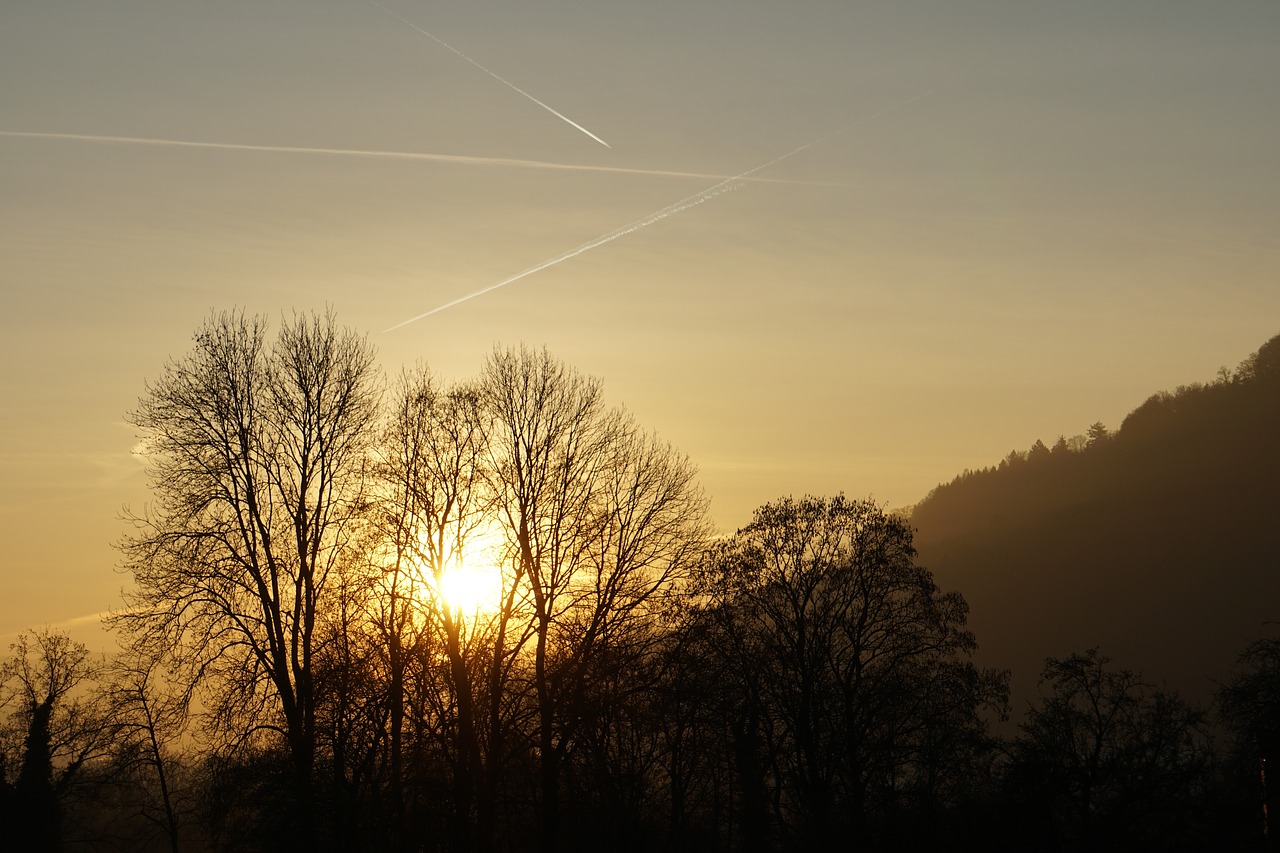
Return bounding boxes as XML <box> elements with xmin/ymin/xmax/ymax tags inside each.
<box><xmin>912</xmin><ymin>332</ymin><xmax>1280</xmax><ymax>706</ymax></box>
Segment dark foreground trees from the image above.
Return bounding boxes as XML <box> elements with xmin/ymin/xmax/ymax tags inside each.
<box><xmin>36</xmin><ymin>310</ymin><xmax>1269</xmax><ymax>851</ymax></box>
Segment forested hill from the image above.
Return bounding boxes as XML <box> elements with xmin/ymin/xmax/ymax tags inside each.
<box><xmin>912</xmin><ymin>332</ymin><xmax>1280</xmax><ymax>705</ymax></box>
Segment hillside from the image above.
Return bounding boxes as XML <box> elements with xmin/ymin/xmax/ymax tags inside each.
<box><xmin>912</xmin><ymin>332</ymin><xmax>1280</xmax><ymax>706</ymax></box>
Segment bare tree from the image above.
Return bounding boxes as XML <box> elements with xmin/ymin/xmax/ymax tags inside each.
<box><xmin>479</xmin><ymin>345</ymin><xmax>710</xmax><ymax>853</ymax></box>
<box><xmin>116</xmin><ymin>309</ymin><xmax>380</xmax><ymax>847</ymax></box>
<box><xmin>375</xmin><ymin>367</ymin><xmax>507</xmax><ymax>852</ymax></box>
<box><xmin>103</xmin><ymin>650</ymin><xmax>189</xmax><ymax>853</ymax></box>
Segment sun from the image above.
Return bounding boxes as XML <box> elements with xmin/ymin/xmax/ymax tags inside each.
<box><xmin>436</xmin><ymin>564</ymin><xmax>502</xmax><ymax>614</ymax></box>
<box><xmin>431</xmin><ymin>528</ymin><xmax>506</xmax><ymax>615</ymax></box>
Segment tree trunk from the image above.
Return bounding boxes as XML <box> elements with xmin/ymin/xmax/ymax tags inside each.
<box><xmin>536</xmin><ymin>612</ymin><xmax>560</xmax><ymax>853</ymax></box>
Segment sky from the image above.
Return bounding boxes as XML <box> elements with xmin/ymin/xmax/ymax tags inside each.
<box><xmin>3</xmin><ymin>0</ymin><xmax>1279</xmax><ymax>640</ymax></box>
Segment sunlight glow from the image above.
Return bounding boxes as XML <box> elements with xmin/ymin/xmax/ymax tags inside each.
<box><xmin>436</xmin><ymin>564</ymin><xmax>503</xmax><ymax>615</ymax></box>
<box><xmin>426</xmin><ymin>528</ymin><xmax>507</xmax><ymax>616</ymax></box>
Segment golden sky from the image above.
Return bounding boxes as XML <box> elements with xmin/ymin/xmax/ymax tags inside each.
<box><xmin>3</xmin><ymin>0</ymin><xmax>1279</xmax><ymax>637</ymax></box>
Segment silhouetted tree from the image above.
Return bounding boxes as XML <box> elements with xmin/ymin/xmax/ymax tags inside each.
<box><xmin>479</xmin><ymin>345</ymin><xmax>710</xmax><ymax>853</ymax></box>
<box><xmin>695</xmin><ymin>496</ymin><xmax>1006</xmax><ymax>849</ymax></box>
<box><xmin>0</xmin><ymin>629</ymin><xmax>113</xmax><ymax>851</ymax></box>
<box><xmin>374</xmin><ymin>366</ymin><xmax>504</xmax><ymax>853</ymax></box>
<box><xmin>116</xmin><ymin>309</ymin><xmax>381</xmax><ymax>849</ymax></box>
<box><xmin>1005</xmin><ymin>649</ymin><xmax>1213</xmax><ymax>851</ymax></box>
<box><xmin>1236</xmin><ymin>333</ymin><xmax>1280</xmax><ymax>383</ymax></box>
<box><xmin>1086</xmin><ymin>421</ymin><xmax>1110</xmax><ymax>447</ymax></box>
<box><xmin>101</xmin><ymin>650</ymin><xmax>189</xmax><ymax>853</ymax></box>
<box><xmin>1219</xmin><ymin>634</ymin><xmax>1280</xmax><ymax>845</ymax></box>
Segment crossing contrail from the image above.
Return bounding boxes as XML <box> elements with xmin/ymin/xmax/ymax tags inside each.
<box><xmin>384</xmin><ymin>181</ymin><xmax>744</xmax><ymax>331</ymax></box>
<box><xmin>365</xmin><ymin>0</ymin><xmax>610</xmax><ymax>148</ymax></box>
<box><xmin>385</xmin><ymin>88</ymin><xmax>938</xmax><ymax>332</ymax></box>
<box><xmin>0</xmin><ymin>130</ymin><xmax>845</xmax><ymax>186</ymax></box>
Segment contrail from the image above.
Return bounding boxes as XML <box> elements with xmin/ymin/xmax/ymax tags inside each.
<box><xmin>384</xmin><ymin>181</ymin><xmax>744</xmax><ymax>331</ymax></box>
<box><xmin>365</xmin><ymin>0</ymin><xmax>610</xmax><ymax>148</ymax></box>
<box><xmin>385</xmin><ymin>88</ymin><xmax>938</xmax><ymax>332</ymax></box>
<box><xmin>0</xmin><ymin>130</ymin><xmax>844</xmax><ymax>186</ymax></box>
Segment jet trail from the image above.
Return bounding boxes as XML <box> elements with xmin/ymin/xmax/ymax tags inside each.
<box><xmin>384</xmin><ymin>181</ymin><xmax>744</xmax><ymax>331</ymax></box>
<box><xmin>0</xmin><ymin>130</ymin><xmax>842</xmax><ymax>186</ymax></box>
<box><xmin>385</xmin><ymin>88</ymin><xmax>937</xmax><ymax>332</ymax></box>
<box><xmin>365</xmin><ymin>0</ymin><xmax>610</xmax><ymax>148</ymax></box>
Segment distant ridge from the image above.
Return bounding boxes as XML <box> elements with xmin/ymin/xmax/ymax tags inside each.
<box><xmin>912</xmin><ymin>332</ymin><xmax>1280</xmax><ymax>705</ymax></box>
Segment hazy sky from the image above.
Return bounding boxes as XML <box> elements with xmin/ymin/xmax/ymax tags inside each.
<box><xmin>3</xmin><ymin>0</ymin><xmax>1279</xmax><ymax>638</ymax></box>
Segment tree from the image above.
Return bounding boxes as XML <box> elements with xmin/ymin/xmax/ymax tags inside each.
<box><xmin>1006</xmin><ymin>649</ymin><xmax>1212</xmax><ymax>850</ymax></box>
<box><xmin>1004</xmin><ymin>449</ymin><xmax>1026</xmax><ymax>468</ymax></box>
<box><xmin>374</xmin><ymin>366</ymin><xmax>501</xmax><ymax>852</ymax></box>
<box><xmin>1219</xmin><ymin>635</ymin><xmax>1280</xmax><ymax>843</ymax></box>
<box><xmin>1086</xmin><ymin>421</ymin><xmax>1110</xmax><ymax>447</ymax></box>
<box><xmin>1236</xmin><ymin>333</ymin><xmax>1280</xmax><ymax>383</ymax></box>
<box><xmin>694</xmin><ymin>496</ymin><xmax>1005</xmax><ymax>848</ymax></box>
<box><xmin>0</xmin><ymin>629</ymin><xmax>113</xmax><ymax>851</ymax></box>
<box><xmin>116</xmin><ymin>309</ymin><xmax>380</xmax><ymax>848</ymax></box>
<box><xmin>102</xmin><ymin>650</ymin><xmax>190</xmax><ymax>853</ymax></box>
<box><xmin>479</xmin><ymin>345</ymin><xmax>710</xmax><ymax>853</ymax></box>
